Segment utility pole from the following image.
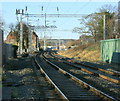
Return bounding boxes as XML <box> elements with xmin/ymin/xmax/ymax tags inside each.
<box><xmin>43</xmin><ymin>32</ymin><xmax>46</xmax><ymax>50</ymax></box>
<box><xmin>89</xmin><ymin>13</ymin><xmax>106</xmax><ymax>40</ymax></box>
<box><xmin>43</xmin><ymin>13</ymin><xmax>46</xmax><ymax>51</ymax></box>
<box><xmin>16</xmin><ymin>9</ymin><xmax>24</xmax><ymax>54</ymax></box>
<box><xmin>26</xmin><ymin>7</ymin><xmax>32</xmax><ymax>52</ymax></box>
<box><xmin>103</xmin><ymin>14</ymin><xmax>106</xmax><ymax>40</ymax></box>
<box><xmin>19</xmin><ymin>14</ymin><xmax>23</xmax><ymax>54</ymax></box>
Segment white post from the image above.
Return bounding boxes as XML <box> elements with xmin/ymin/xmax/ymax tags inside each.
<box><xmin>19</xmin><ymin>15</ymin><xmax>23</xmax><ymax>54</ymax></box>
<box><xmin>43</xmin><ymin>32</ymin><xmax>46</xmax><ymax>50</ymax></box>
<box><xmin>44</xmin><ymin>13</ymin><xmax>47</xmax><ymax>50</ymax></box>
<box><xmin>103</xmin><ymin>14</ymin><xmax>106</xmax><ymax>40</ymax></box>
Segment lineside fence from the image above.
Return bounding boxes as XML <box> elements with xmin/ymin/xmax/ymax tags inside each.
<box><xmin>101</xmin><ymin>39</ymin><xmax>120</xmax><ymax>64</ymax></box>
<box><xmin>0</xmin><ymin>30</ymin><xmax>18</xmax><ymax>66</ymax></box>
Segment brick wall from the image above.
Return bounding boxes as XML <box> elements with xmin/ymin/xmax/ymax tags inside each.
<box><xmin>5</xmin><ymin>31</ymin><xmax>17</xmax><ymax>45</ymax></box>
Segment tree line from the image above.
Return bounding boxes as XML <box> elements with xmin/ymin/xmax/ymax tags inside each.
<box><xmin>73</xmin><ymin>4</ymin><xmax>119</xmax><ymax>41</ymax></box>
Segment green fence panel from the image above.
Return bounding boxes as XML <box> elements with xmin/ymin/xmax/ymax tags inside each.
<box><xmin>100</xmin><ymin>39</ymin><xmax>120</xmax><ymax>64</ymax></box>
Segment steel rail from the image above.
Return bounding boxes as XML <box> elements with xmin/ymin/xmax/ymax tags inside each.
<box><xmin>43</xmin><ymin>53</ymin><xmax>118</xmax><ymax>101</ymax></box>
<box><xmin>52</xmin><ymin>55</ymin><xmax>120</xmax><ymax>76</ymax></box>
<box><xmin>34</xmin><ymin>54</ymin><xmax>69</xmax><ymax>101</ymax></box>
<box><xmin>63</xmin><ymin>60</ymin><xmax>120</xmax><ymax>84</ymax></box>
<box><xmin>50</xmin><ymin>52</ymin><xmax>120</xmax><ymax>83</ymax></box>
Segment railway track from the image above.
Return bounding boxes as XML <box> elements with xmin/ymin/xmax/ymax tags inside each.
<box><xmin>34</xmin><ymin>52</ymin><xmax>118</xmax><ymax>101</ymax></box>
<box><xmin>50</xmin><ymin>52</ymin><xmax>120</xmax><ymax>84</ymax></box>
<box><xmin>52</xmin><ymin>52</ymin><xmax>120</xmax><ymax>77</ymax></box>
<box><xmin>43</xmin><ymin>51</ymin><xmax>120</xmax><ymax>100</ymax></box>
<box><xmin>46</xmin><ymin>52</ymin><xmax>120</xmax><ymax>99</ymax></box>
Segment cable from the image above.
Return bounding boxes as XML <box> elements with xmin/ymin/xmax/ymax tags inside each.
<box><xmin>45</xmin><ymin>1</ymin><xmax>51</xmax><ymax>13</ymax></box>
<box><xmin>73</xmin><ymin>0</ymin><xmax>92</xmax><ymax>14</ymax></box>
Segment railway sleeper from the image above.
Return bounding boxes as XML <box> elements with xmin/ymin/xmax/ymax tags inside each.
<box><xmin>63</xmin><ymin>60</ymin><xmax>120</xmax><ymax>84</ymax></box>
<box><xmin>40</xmin><ymin>54</ymin><xmax>118</xmax><ymax>101</ymax></box>
<box><xmin>75</xmin><ymin>61</ymin><xmax>120</xmax><ymax>76</ymax></box>
<box><xmin>58</xmin><ymin>55</ymin><xmax>120</xmax><ymax>77</ymax></box>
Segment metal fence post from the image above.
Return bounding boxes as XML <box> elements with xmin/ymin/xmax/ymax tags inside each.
<box><xmin>0</xmin><ymin>30</ymin><xmax>3</xmax><ymax>67</ymax></box>
<box><xmin>0</xmin><ymin>30</ymin><xmax>3</xmax><ymax>101</ymax></box>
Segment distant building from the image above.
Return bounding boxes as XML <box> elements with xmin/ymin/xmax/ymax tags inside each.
<box><xmin>40</xmin><ymin>39</ymin><xmax>73</xmax><ymax>50</ymax></box>
<box><xmin>5</xmin><ymin>31</ymin><xmax>18</xmax><ymax>45</ymax></box>
<box><xmin>32</xmin><ymin>32</ymin><xmax>39</xmax><ymax>51</ymax></box>
<box><xmin>5</xmin><ymin>31</ymin><xmax>39</xmax><ymax>52</ymax></box>
<box><xmin>79</xmin><ymin>35</ymin><xmax>95</xmax><ymax>45</ymax></box>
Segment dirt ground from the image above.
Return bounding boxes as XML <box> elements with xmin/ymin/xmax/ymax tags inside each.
<box><xmin>2</xmin><ymin>57</ymin><xmax>59</xmax><ymax>100</ymax></box>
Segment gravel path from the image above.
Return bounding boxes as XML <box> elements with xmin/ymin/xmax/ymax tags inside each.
<box><xmin>2</xmin><ymin>57</ymin><xmax>60</xmax><ymax>100</ymax></box>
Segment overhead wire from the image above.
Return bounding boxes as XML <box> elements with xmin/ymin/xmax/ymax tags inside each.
<box><xmin>45</xmin><ymin>1</ymin><xmax>51</xmax><ymax>13</ymax></box>
<box><xmin>54</xmin><ymin>1</ymin><xmax>92</xmax><ymax>35</ymax></box>
<box><xmin>73</xmin><ymin>0</ymin><xmax>92</xmax><ymax>14</ymax></box>
<box><xmin>26</xmin><ymin>2</ymin><xmax>92</xmax><ymax>39</ymax></box>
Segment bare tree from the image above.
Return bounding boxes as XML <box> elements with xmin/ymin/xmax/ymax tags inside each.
<box><xmin>9</xmin><ymin>23</ymin><xmax>14</xmax><ymax>31</ymax></box>
<box><xmin>99</xmin><ymin>4</ymin><xmax>117</xmax><ymax>14</ymax></box>
<box><xmin>0</xmin><ymin>16</ymin><xmax>3</xmax><ymax>30</ymax></box>
<box><xmin>73</xmin><ymin>4</ymin><xmax>117</xmax><ymax>41</ymax></box>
